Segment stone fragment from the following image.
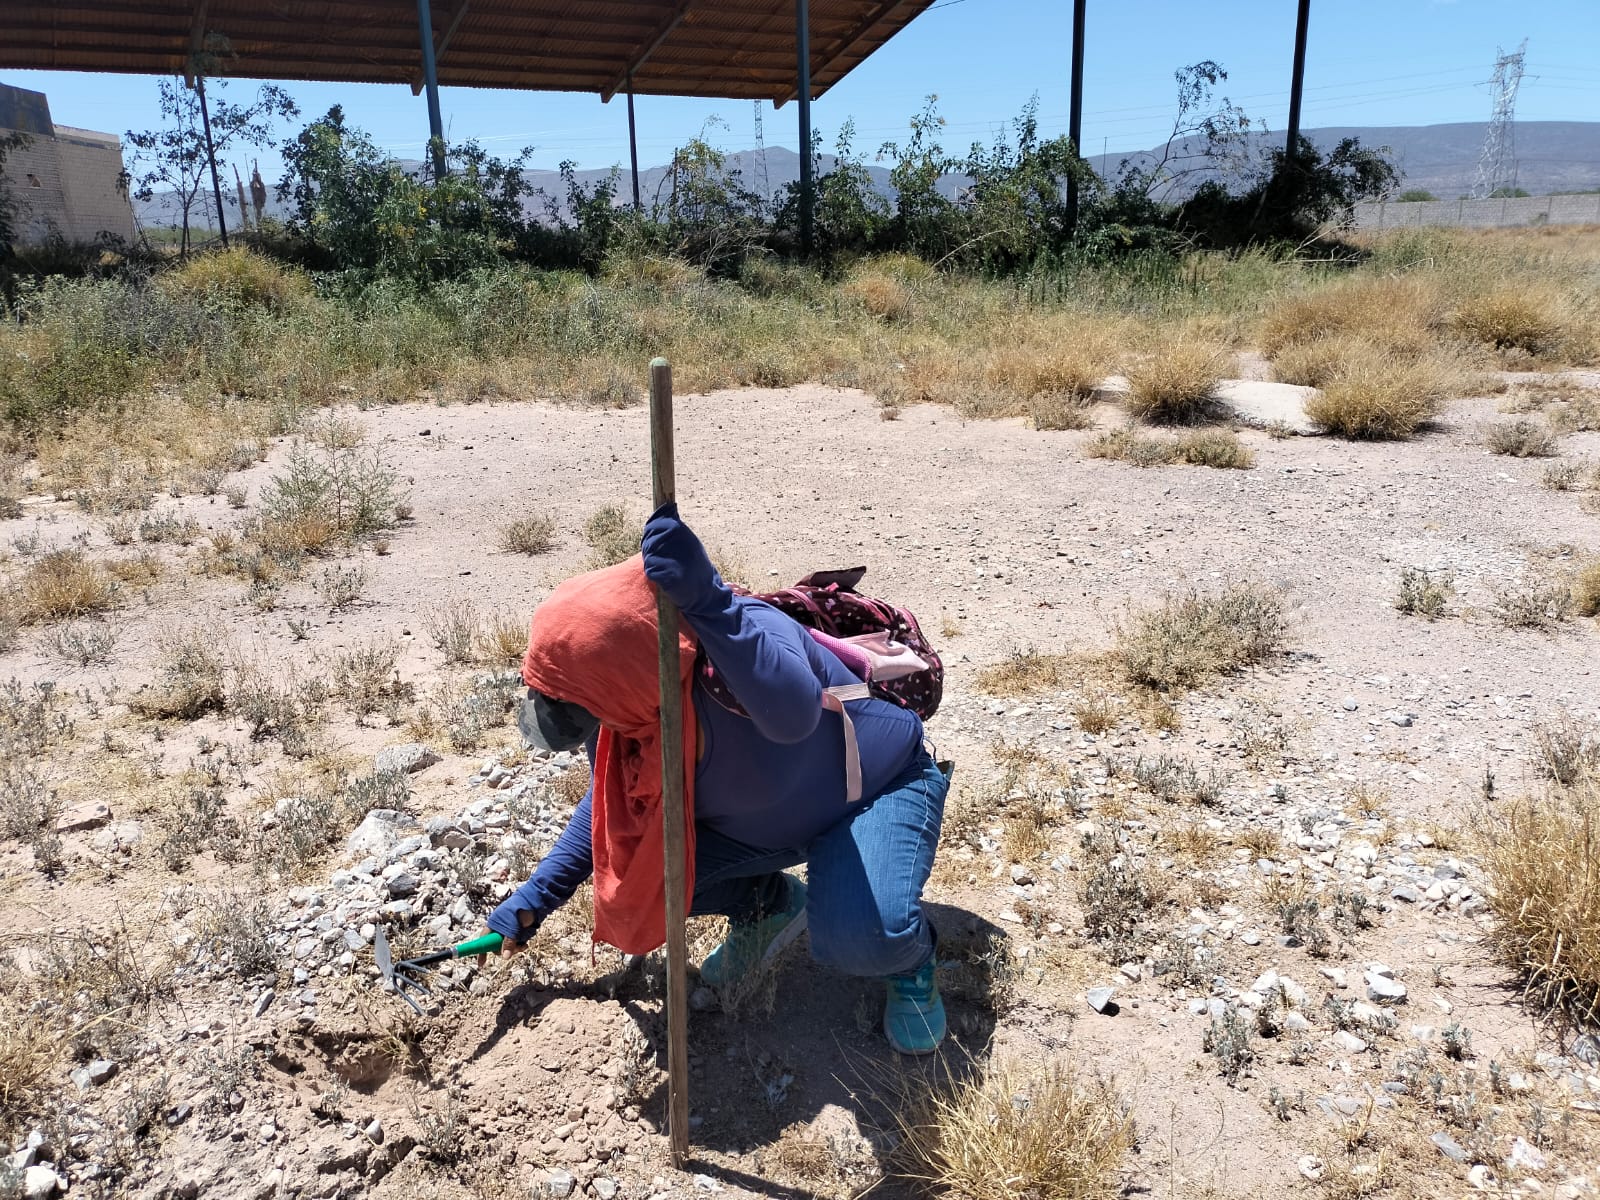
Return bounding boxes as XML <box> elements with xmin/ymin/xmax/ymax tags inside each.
<box><xmin>56</xmin><ymin>801</ymin><xmax>112</xmax><ymax>832</ymax></box>
<box><xmin>346</xmin><ymin>810</ymin><xmax>406</xmax><ymax>859</ymax></box>
<box><xmin>1334</xmin><ymin>1031</ymin><xmax>1367</xmax><ymax>1053</ymax></box>
<box><xmin>366</xmin><ymin>1119</ymin><xmax>384</xmax><ymax>1145</ymax></box>
<box><xmin>22</xmin><ymin>1166</ymin><xmax>62</xmax><ymax>1200</ymax></box>
<box><xmin>1431</xmin><ymin>1132</ymin><xmax>1469</xmax><ymax>1163</ymax></box>
<box><xmin>375</xmin><ymin>744</ymin><xmax>441</xmax><ymax>775</ymax></box>
<box><xmin>252</xmin><ymin>990</ymin><xmax>274</xmax><ymax>1019</ymax></box>
<box><xmin>1365</xmin><ymin>970</ymin><xmax>1407</xmax><ymax>1002</ymax></box>
<box><xmin>1506</xmin><ymin>1136</ymin><xmax>1546</xmax><ymax>1172</ymax></box>
<box><xmin>689</xmin><ymin>987</ymin><xmax>718</xmax><ymax>1012</ymax></box>
<box><xmin>545</xmin><ymin>1173</ymin><xmax>578</xmax><ymax>1200</ymax></box>
<box><xmin>593</xmin><ymin>1179</ymin><xmax>619</xmax><ymax>1200</ymax></box>
<box><xmin>1298</xmin><ymin>1156</ymin><xmax>1325</xmax><ymax>1182</ymax></box>
<box><xmin>1085</xmin><ymin>987</ymin><xmax>1118</xmax><ymax>1014</ymax></box>
<box><xmin>1213</xmin><ymin>379</ymin><xmax>1324</xmax><ymax>435</ymax></box>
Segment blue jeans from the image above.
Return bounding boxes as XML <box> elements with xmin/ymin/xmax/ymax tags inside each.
<box><xmin>689</xmin><ymin>750</ymin><xmax>948</xmax><ymax>978</ymax></box>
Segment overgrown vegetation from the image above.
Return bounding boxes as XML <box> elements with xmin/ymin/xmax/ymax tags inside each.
<box><xmin>1117</xmin><ymin>583</ymin><xmax>1286</xmax><ymax>692</ymax></box>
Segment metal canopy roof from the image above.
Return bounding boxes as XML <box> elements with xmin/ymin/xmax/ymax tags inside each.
<box><xmin>0</xmin><ymin>0</ymin><xmax>935</xmax><ymax>104</ymax></box>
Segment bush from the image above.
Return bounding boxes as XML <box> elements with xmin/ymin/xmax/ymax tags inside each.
<box><xmin>499</xmin><ymin>514</ymin><xmax>557</xmax><ymax>556</ymax></box>
<box><xmin>1117</xmin><ymin>583</ymin><xmax>1286</xmax><ymax>692</ymax></box>
<box><xmin>1260</xmin><ymin>277</ymin><xmax>1442</xmax><ymax>357</ymax></box>
<box><xmin>132</xmin><ymin>625</ymin><xmax>228</xmax><ymax>720</ymax></box>
<box><xmin>1026</xmin><ymin>394</ymin><xmax>1096</xmax><ymax>431</ymax></box>
<box><xmin>1</xmin><ymin>548</ymin><xmax>118</xmax><ymax>625</ymax></box>
<box><xmin>157</xmin><ymin>248</ymin><xmax>310</xmax><ymax>312</ymax></box>
<box><xmin>1396</xmin><ymin>567</ymin><xmax>1451</xmax><ymax>618</ymax></box>
<box><xmin>1479</xmin><ymin>778</ymin><xmax>1600</xmax><ymax>1024</ymax></box>
<box><xmin>257</xmin><ymin>428</ymin><xmax>404</xmax><ymax>553</ymax></box>
<box><xmin>1124</xmin><ymin>343</ymin><xmax>1223</xmax><ymax>424</ymax></box>
<box><xmin>841</xmin><ymin>269</ymin><xmax>911</xmax><ymax>322</ymax></box>
<box><xmin>976</xmin><ymin>648</ymin><xmax>1074</xmax><ymax>696</ymax></box>
<box><xmin>1451</xmin><ymin>290</ymin><xmax>1565</xmax><ymax>356</ymax></box>
<box><xmin>1574</xmin><ymin>561</ymin><xmax>1600</xmax><ymax>618</ymax></box>
<box><xmin>1303</xmin><ymin>354</ymin><xmax>1455</xmax><ymax>440</ymax></box>
<box><xmin>1482</xmin><ymin>418</ymin><xmax>1560</xmax><ymax>457</ymax></box>
<box><xmin>583</xmin><ymin>504</ymin><xmax>641</xmax><ymax>570</ymax></box>
<box><xmin>1086</xmin><ymin>426</ymin><xmax>1252</xmax><ymax>469</ymax></box>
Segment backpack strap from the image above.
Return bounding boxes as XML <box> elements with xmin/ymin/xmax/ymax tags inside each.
<box><xmin>821</xmin><ymin>682</ymin><xmax>872</xmax><ymax>804</ymax></box>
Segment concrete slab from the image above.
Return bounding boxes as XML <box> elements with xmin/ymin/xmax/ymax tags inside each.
<box><xmin>1215</xmin><ymin>379</ymin><xmax>1324</xmax><ymax>435</ymax></box>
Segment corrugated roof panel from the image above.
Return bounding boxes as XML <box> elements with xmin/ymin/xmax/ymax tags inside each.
<box><xmin>0</xmin><ymin>0</ymin><xmax>936</xmax><ymax>99</ymax></box>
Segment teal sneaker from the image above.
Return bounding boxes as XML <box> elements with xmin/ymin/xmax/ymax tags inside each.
<box><xmin>699</xmin><ymin>875</ymin><xmax>808</xmax><ymax>989</ymax></box>
<box><xmin>884</xmin><ymin>958</ymin><xmax>946</xmax><ymax>1055</ymax></box>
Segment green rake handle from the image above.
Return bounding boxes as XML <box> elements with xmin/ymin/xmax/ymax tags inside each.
<box><xmin>399</xmin><ymin>931</ymin><xmax>504</xmax><ymax>970</ymax></box>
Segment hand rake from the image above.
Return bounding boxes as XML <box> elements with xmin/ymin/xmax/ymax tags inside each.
<box><xmin>374</xmin><ymin>927</ymin><xmax>503</xmax><ymax>1015</ymax></box>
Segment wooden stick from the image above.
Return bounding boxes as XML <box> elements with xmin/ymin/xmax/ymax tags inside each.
<box><xmin>649</xmin><ymin>357</ymin><xmax>691</xmax><ymax>1170</ymax></box>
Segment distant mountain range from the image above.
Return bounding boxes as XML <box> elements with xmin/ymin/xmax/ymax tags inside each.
<box><xmin>136</xmin><ymin>120</ymin><xmax>1600</xmax><ymax>229</ymax></box>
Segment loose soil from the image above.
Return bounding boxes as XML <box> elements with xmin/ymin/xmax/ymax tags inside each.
<box><xmin>3</xmin><ymin>380</ymin><xmax>1599</xmax><ymax>1200</ymax></box>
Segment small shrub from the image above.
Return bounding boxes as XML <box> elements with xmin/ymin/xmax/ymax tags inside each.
<box><xmin>4</xmin><ymin>549</ymin><xmax>118</xmax><ymax>624</ymax></box>
<box><xmin>890</xmin><ymin>1058</ymin><xmax>1133</xmax><ymax>1200</ymax></box>
<box><xmin>1203</xmin><ymin>1005</ymin><xmax>1256</xmax><ymax>1085</ymax></box>
<box><xmin>1124</xmin><ymin>343</ymin><xmax>1223</xmax><ymax>425</ymax></box>
<box><xmin>131</xmin><ymin>625</ymin><xmax>227</xmax><ymax>720</ymax></box>
<box><xmin>1259</xmin><ymin>276</ymin><xmax>1442</xmax><ymax>357</ymax></box>
<box><xmin>475</xmin><ymin>608</ymin><xmax>528</xmax><ymax>666</ymax></box>
<box><xmin>1073</xmin><ymin>696</ymin><xmax>1115</xmax><ymax>735</ymax></box>
<box><xmin>424</xmin><ymin>598</ymin><xmax>478</xmax><ymax>665</ymax></box>
<box><xmin>1086</xmin><ymin>426</ymin><xmax>1177</xmax><ymax>467</ymax></box>
<box><xmin>1303</xmin><ymin>354</ymin><xmax>1455</xmax><ymax>440</ymax></box>
<box><xmin>257</xmin><ymin>433</ymin><xmax>404</xmax><ymax>555</ymax></box>
<box><xmin>1475</xmin><ymin>774</ymin><xmax>1600</xmax><ymax>1021</ymax></box>
<box><xmin>315</xmin><ymin>563</ymin><xmax>370</xmax><ymax>613</ymax></box>
<box><xmin>1542</xmin><ymin>461</ymin><xmax>1583</xmax><ymax>491</ymax></box>
<box><xmin>1493</xmin><ymin>583</ymin><xmax>1573</xmax><ymax>630</ymax></box>
<box><xmin>1079</xmin><ymin>827</ymin><xmax>1164</xmax><ymax>962</ymax></box>
<box><xmin>46</xmin><ymin>622</ymin><xmax>117</xmax><ymax>667</ymax></box>
<box><xmin>498</xmin><ymin>514</ymin><xmax>557</xmax><ymax>556</ymax></box>
<box><xmin>583</xmin><ymin>504</ymin><xmax>641</xmax><ymax>569</ymax></box>
<box><xmin>1451</xmin><ymin>290</ymin><xmax>1564</xmax><ymax>356</ymax></box>
<box><xmin>330</xmin><ymin>642</ymin><xmax>410</xmax><ymax>717</ymax></box>
<box><xmin>842</xmin><ymin>270</ymin><xmax>911</xmax><ymax>322</ymax></box>
<box><xmin>1131</xmin><ymin>754</ymin><xmax>1228</xmax><ymax>806</ymax></box>
<box><xmin>1482</xmin><ymin>418</ymin><xmax>1560</xmax><ymax>458</ymax></box>
<box><xmin>1117</xmin><ymin>583</ymin><xmax>1286</xmax><ymax>692</ymax></box>
<box><xmin>1572</xmin><ymin>560</ymin><xmax>1600</xmax><ymax>617</ymax></box>
<box><xmin>1026</xmin><ymin>394</ymin><xmax>1096</xmax><ymax>431</ymax></box>
<box><xmin>1531</xmin><ymin>715</ymin><xmax>1600</xmax><ymax>787</ymax></box>
<box><xmin>989</xmin><ymin>329</ymin><xmax>1114</xmax><ymax>402</ymax></box>
<box><xmin>138</xmin><ymin>512</ymin><xmax>203</xmax><ymax>545</ymax></box>
<box><xmin>1395</xmin><ymin>566</ymin><xmax>1452</xmax><ymax>618</ymax></box>
<box><xmin>159</xmin><ymin>247</ymin><xmax>310</xmax><ymax>312</ymax></box>
<box><xmin>1175</xmin><ymin>429</ymin><xmax>1253</xmax><ymax>469</ymax></box>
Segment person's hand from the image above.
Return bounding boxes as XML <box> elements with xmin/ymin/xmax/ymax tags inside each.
<box><xmin>495</xmin><ymin>910</ymin><xmax>537</xmax><ymax>956</ymax></box>
<box><xmin>642</xmin><ymin>501</ymin><xmax>719</xmax><ymax>611</ymax></box>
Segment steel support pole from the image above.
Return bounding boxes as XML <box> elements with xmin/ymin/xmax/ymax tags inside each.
<box><xmin>196</xmin><ymin>76</ymin><xmax>229</xmax><ymax>250</ymax></box>
<box><xmin>627</xmin><ymin>77</ymin><xmax>642</xmax><ymax>209</ymax></box>
<box><xmin>1065</xmin><ymin>0</ymin><xmax>1086</xmax><ymax>234</ymax></box>
<box><xmin>796</xmin><ymin>0</ymin><xmax>813</xmax><ymax>257</ymax></box>
<box><xmin>1285</xmin><ymin>0</ymin><xmax>1310</xmax><ymax>159</ymax></box>
<box><xmin>417</xmin><ymin>0</ymin><xmax>447</xmax><ymax>178</ymax></box>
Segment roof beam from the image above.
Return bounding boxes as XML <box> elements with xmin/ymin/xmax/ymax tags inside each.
<box><xmin>410</xmin><ymin>0</ymin><xmax>470</xmax><ymax>94</ymax></box>
<box><xmin>776</xmin><ymin>0</ymin><xmax>907</xmax><ymax>105</ymax></box>
<box><xmin>600</xmin><ymin>0</ymin><xmax>695</xmax><ymax>102</ymax></box>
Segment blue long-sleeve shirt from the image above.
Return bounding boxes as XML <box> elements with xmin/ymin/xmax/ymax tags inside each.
<box><xmin>486</xmin><ymin>508</ymin><xmax>924</xmax><ymax>943</ymax></box>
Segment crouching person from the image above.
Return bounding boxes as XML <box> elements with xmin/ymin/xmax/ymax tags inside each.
<box><xmin>484</xmin><ymin>504</ymin><xmax>950</xmax><ymax>1054</ymax></box>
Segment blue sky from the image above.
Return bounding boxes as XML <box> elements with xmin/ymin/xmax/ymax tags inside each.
<box><xmin>4</xmin><ymin>0</ymin><xmax>1597</xmax><ymax>179</ymax></box>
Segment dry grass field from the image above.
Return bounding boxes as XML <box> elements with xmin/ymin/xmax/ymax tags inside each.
<box><xmin>1</xmin><ymin>226</ymin><xmax>1600</xmax><ymax>1200</ymax></box>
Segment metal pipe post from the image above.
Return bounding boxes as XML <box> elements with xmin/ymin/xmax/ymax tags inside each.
<box><xmin>627</xmin><ymin>77</ymin><xmax>642</xmax><ymax>209</ymax></box>
<box><xmin>195</xmin><ymin>76</ymin><xmax>229</xmax><ymax>250</ymax></box>
<box><xmin>649</xmin><ymin>358</ymin><xmax>691</xmax><ymax>1171</ymax></box>
<box><xmin>1285</xmin><ymin>0</ymin><xmax>1311</xmax><ymax>159</ymax></box>
<box><xmin>1065</xmin><ymin>0</ymin><xmax>1086</xmax><ymax>233</ymax></box>
<box><xmin>796</xmin><ymin>0</ymin><xmax>813</xmax><ymax>257</ymax></box>
<box><xmin>417</xmin><ymin>0</ymin><xmax>447</xmax><ymax>178</ymax></box>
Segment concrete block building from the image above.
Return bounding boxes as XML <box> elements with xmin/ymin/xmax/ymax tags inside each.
<box><xmin>1</xmin><ymin>81</ymin><xmax>136</xmax><ymax>245</ymax></box>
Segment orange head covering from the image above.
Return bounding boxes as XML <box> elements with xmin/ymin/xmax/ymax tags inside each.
<box><xmin>522</xmin><ymin>555</ymin><xmax>698</xmax><ymax>955</ymax></box>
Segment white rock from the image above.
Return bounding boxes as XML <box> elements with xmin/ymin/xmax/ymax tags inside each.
<box><xmin>1468</xmin><ymin>1165</ymin><xmax>1498</xmax><ymax>1190</ymax></box>
<box><xmin>1507</xmin><ymin>1137</ymin><xmax>1546</xmax><ymax>1173</ymax></box>
<box><xmin>22</xmin><ymin>1166</ymin><xmax>63</xmax><ymax>1200</ymax></box>
<box><xmin>1334</xmin><ymin>1031</ymin><xmax>1367</xmax><ymax>1053</ymax></box>
<box><xmin>1365</xmin><ymin>970</ymin><xmax>1407</xmax><ymax>1002</ymax></box>
<box><xmin>56</xmin><ymin>801</ymin><xmax>112</xmax><ymax>832</ymax></box>
<box><xmin>1298</xmin><ymin>1156</ymin><xmax>1326</xmax><ymax>1181</ymax></box>
<box><xmin>375</xmin><ymin>743</ymin><xmax>441</xmax><ymax>775</ymax></box>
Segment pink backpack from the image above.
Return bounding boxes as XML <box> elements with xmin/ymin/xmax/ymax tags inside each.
<box><xmin>697</xmin><ymin>568</ymin><xmax>944</xmax><ymax>803</ymax></box>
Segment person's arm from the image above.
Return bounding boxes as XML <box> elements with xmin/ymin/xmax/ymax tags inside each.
<box><xmin>642</xmin><ymin>503</ymin><xmax>822</xmax><ymax>745</ymax></box>
<box><xmin>486</xmin><ymin>790</ymin><xmax>594</xmax><ymax>944</ymax></box>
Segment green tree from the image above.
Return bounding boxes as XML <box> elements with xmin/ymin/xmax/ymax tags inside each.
<box><xmin>126</xmin><ymin>76</ymin><xmax>298</xmax><ymax>255</ymax></box>
<box><xmin>879</xmin><ymin>96</ymin><xmax>958</xmax><ymax>260</ymax></box>
<box><xmin>1397</xmin><ymin>188</ymin><xmax>1438</xmax><ymax>202</ymax></box>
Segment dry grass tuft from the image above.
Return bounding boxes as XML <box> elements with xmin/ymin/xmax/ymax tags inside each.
<box><xmin>1531</xmin><ymin>714</ymin><xmax>1600</xmax><ymax>788</ymax></box>
<box><xmin>583</xmin><ymin>504</ymin><xmax>642</xmax><ymax>570</ymax></box>
<box><xmin>988</xmin><ymin>323</ymin><xmax>1117</xmax><ymax>402</ymax></box>
<box><xmin>1493</xmin><ymin>582</ymin><xmax>1573</xmax><ymax>630</ymax></box>
<box><xmin>1482</xmin><ymin>418</ymin><xmax>1560</xmax><ymax>458</ymax></box>
<box><xmin>1302</xmin><ymin>351</ymin><xmax>1457</xmax><ymax>440</ymax></box>
<box><xmin>1450</xmin><ymin>289</ymin><xmax>1566</xmax><ymax>357</ymax></box>
<box><xmin>0</xmin><ymin>984</ymin><xmax>67</xmax><ymax>1138</ymax></box>
<box><xmin>131</xmin><ymin>624</ymin><xmax>228</xmax><ymax>720</ymax></box>
<box><xmin>1478</xmin><ymin>777</ymin><xmax>1600</xmax><ymax>1025</ymax></box>
<box><xmin>498</xmin><ymin>513</ymin><xmax>557</xmax><ymax>556</ymax></box>
<box><xmin>842</xmin><ymin>270</ymin><xmax>912</xmax><ymax>323</ymax></box>
<box><xmin>158</xmin><ymin>247</ymin><xmax>311</xmax><ymax>312</ymax></box>
<box><xmin>1073</xmin><ymin>696</ymin><xmax>1116</xmax><ymax>735</ymax></box>
<box><xmin>1572</xmin><ymin>560</ymin><xmax>1600</xmax><ymax>618</ymax></box>
<box><xmin>1124</xmin><ymin>342</ymin><xmax>1224</xmax><ymax>425</ymax></box>
<box><xmin>2</xmin><ymin>548</ymin><xmax>118</xmax><ymax>625</ymax></box>
<box><xmin>1259</xmin><ymin>276</ymin><xmax>1443</xmax><ymax>357</ymax></box>
<box><xmin>890</xmin><ymin>1057</ymin><xmax>1133</xmax><ymax>1200</ymax></box>
<box><xmin>1087</xmin><ymin>426</ymin><xmax>1252</xmax><ymax>469</ymax></box>
<box><xmin>1026</xmin><ymin>394</ymin><xmax>1097</xmax><ymax>431</ymax></box>
<box><xmin>1117</xmin><ymin>583</ymin><xmax>1286</xmax><ymax>692</ymax></box>
<box><xmin>1395</xmin><ymin>566</ymin><xmax>1452</xmax><ymax>618</ymax></box>
<box><xmin>977</xmin><ymin>648</ymin><xmax>1074</xmax><ymax>697</ymax></box>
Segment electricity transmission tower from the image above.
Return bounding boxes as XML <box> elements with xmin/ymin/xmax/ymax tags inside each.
<box><xmin>1472</xmin><ymin>40</ymin><xmax>1527</xmax><ymax>199</ymax></box>
<box><xmin>752</xmin><ymin>100</ymin><xmax>770</xmax><ymax>205</ymax></box>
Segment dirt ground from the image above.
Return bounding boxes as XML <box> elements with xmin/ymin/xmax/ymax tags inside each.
<box><xmin>3</xmin><ymin>377</ymin><xmax>1600</xmax><ymax>1200</ymax></box>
